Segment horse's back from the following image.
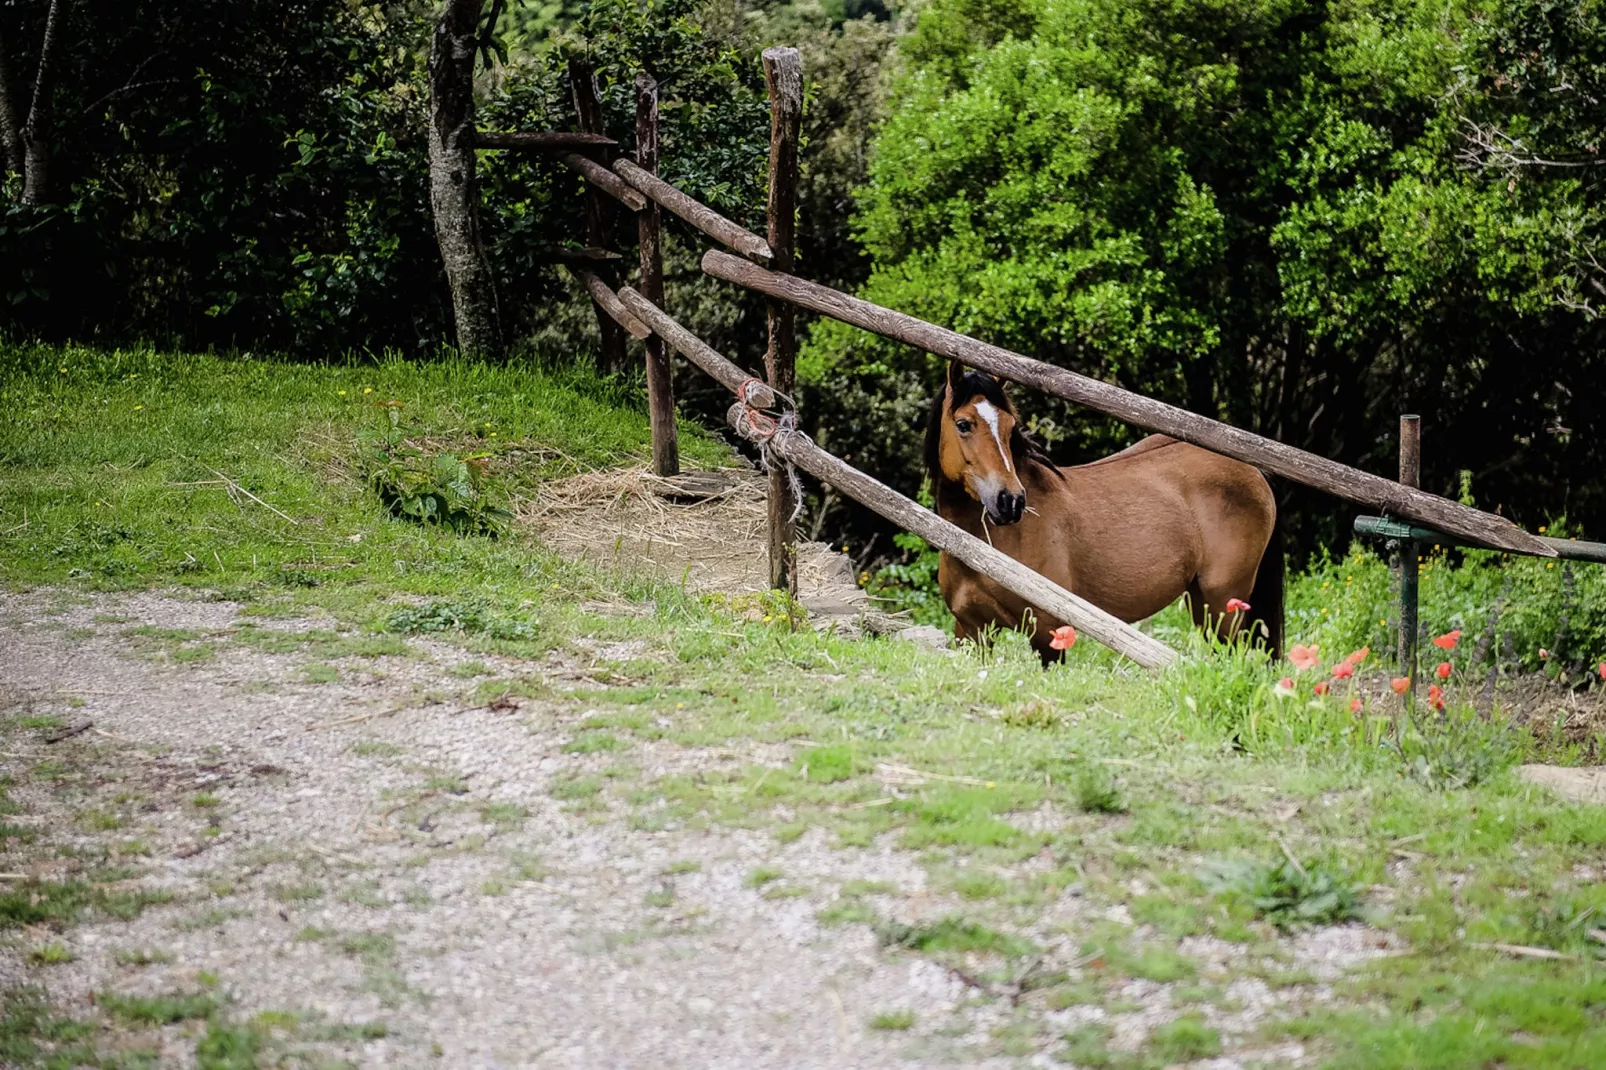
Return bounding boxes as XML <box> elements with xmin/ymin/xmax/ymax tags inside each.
<box><xmin>1072</xmin><ymin>436</ymin><xmax>1270</xmax><ymax>514</ymax></box>
<box><xmin>1051</xmin><ymin>435</ymin><xmax>1274</xmax><ymax>603</ymax></box>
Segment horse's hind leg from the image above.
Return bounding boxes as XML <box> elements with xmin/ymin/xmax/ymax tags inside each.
<box><xmin>1194</xmin><ymin>564</ymin><xmax>1260</xmax><ymax>644</ymax></box>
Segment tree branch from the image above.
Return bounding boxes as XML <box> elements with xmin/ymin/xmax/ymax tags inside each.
<box><xmin>1457</xmin><ymin>118</ymin><xmax>1606</xmax><ymax>175</ymax></box>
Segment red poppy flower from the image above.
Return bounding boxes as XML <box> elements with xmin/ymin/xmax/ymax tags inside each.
<box><xmin>1225</xmin><ymin>597</ymin><xmax>1251</xmax><ymax>614</ymax></box>
<box><xmin>1288</xmin><ymin>644</ymin><xmax>1320</xmax><ymax>672</ymax></box>
<box><xmin>1432</xmin><ymin>630</ymin><xmax>1462</xmax><ymax>650</ymax></box>
<box><xmin>1331</xmin><ymin>661</ymin><xmax>1355</xmax><ymax>680</ymax></box>
<box><xmin>1049</xmin><ymin>625</ymin><xmax>1077</xmax><ymax>651</ymax></box>
<box><xmin>1349</xmin><ymin>698</ymin><xmax>1363</xmax><ymax>713</ymax></box>
<box><xmin>1345</xmin><ymin>647</ymin><xmax>1370</xmax><ymax>666</ymax></box>
<box><xmin>1435</xmin><ymin>661</ymin><xmax>1452</xmax><ymax>680</ymax></box>
<box><xmin>1274</xmin><ymin>677</ymin><xmax>1296</xmax><ymax>698</ymax></box>
<box><xmin>1428</xmin><ymin>684</ymin><xmax>1446</xmax><ymax>710</ymax></box>
<box><xmin>1390</xmin><ymin>677</ymin><xmax>1410</xmax><ymax>695</ymax></box>
<box><xmin>1313</xmin><ymin>681</ymin><xmax>1330</xmax><ymax>696</ymax></box>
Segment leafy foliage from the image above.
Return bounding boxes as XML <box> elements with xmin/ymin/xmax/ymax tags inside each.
<box><xmin>806</xmin><ymin>0</ymin><xmax>1606</xmax><ymax>552</ymax></box>
<box><xmin>0</xmin><ymin>0</ymin><xmax>441</xmax><ymax>352</ymax></box>
<box><xmin>1398</xmin><ymin>708</ymin><xmax>1524</xmax><ymax>791</ymax></box>
<box><xmin>1289</xmin><ymin>533</ymin><xmax>1606</xmax><ymax>685</ymax></box>
<box><xmin>358</xmin><ymin>408</ymin><xmax>510</xmax><ymax>535</ymax></box>
<box><xmin>1203</xmin><ymin>855</ymin><xmax>1363</xmax><ymax>929</ymax></box>
<box><xmin>864</xmin><ymin>531</ymin><xmax>949</xmax><ymax>625</ymax></box>
<box><xmin>0</xmin><ymin>0</ymin><xmax>772</xmax><ymax>363</ymax></box>
<box><xmin>385</xmin><ymin>598</ymin><xmax>537</xmax><ymax>641</ymax></box>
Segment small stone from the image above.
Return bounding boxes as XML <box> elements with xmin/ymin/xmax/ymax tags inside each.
<box><xmin>894</xmin><ymin>625</ymin><xmax>951</xmax><ymax>651</ymax></box>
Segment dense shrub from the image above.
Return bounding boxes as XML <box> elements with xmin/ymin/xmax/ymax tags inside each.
<box><xmin>805</xmin><ymin>0</ymin><xmax>1606</xmax><ymax>553</ymax></box>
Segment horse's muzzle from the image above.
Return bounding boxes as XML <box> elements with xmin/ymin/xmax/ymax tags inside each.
<box><xmin>989</xmin><ymin>490</ymin><xmax>1026</xmax><ymax>525</ymax></box>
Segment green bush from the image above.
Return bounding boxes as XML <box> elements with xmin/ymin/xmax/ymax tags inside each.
<box><xmin>358</xmin><ymin>408</ymin><xmax>511</xmax><ymax>537</ymax></box>
<box><xmin>1202</xmin><ymin>856</ymin><xmax>1363</xmax><ymax>929</ymax></box>
<box><xmin>1292</xmin><ymin>534</ymin><xmax>1606</xmax><ymax>685</ymax></box>
<box><xmin>802</xmin><ymin>0</ymin><xmax>1606</xmax><ymax>550</ymax></box>
<box><xmin>385</xmin><ymin>599</ymin><xmax>536</xmax><ymax>641</ymax></box>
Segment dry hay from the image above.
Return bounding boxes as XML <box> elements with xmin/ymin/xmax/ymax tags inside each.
<box><xmin>516</xmin><ymin>465</ymin><xmax>908</xmax><ymax>635</ymax></box>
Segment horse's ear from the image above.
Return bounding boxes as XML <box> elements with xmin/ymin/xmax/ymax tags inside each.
<box><xmin>946</xmin><ymin>360</ymin><xmax>966</xmax><ymax>397</ymax></box>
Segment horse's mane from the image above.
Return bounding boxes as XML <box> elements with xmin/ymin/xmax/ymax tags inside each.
<box><xmin>923</xmin><ymin>369</ymin><xmax>1061</xmax><ymax>494</ymax></box>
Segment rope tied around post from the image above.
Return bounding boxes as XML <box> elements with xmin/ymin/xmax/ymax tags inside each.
<box><xmin>732</xmin><ymin>377</ymin><xmax>806</xmax><ymax>523</ymax></box>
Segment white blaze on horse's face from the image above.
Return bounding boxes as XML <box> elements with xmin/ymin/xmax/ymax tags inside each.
<box><xmin>948</xmin><ymin>393</ymin><xmax>1028</xmax><ymax>526</ymax></box>
<box><xmin>972</xmin><ymin>401</ymin><xmax>1013</xmax><ymax>474</ymax></box>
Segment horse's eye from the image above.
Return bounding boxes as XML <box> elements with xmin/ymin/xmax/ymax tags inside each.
<box><xmin>954</xmin><ymin>419</ymin><xmax>972</xmax><ymax>434</ymax></box>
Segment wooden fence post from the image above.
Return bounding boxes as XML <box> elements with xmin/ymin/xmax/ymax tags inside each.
<box><xmin>569</xmin><ymin>59</ymin><xmax>630</xmax><ymax>378</ymax></box>
<box><xmin>635</xmin><ymin>72</ymin><xmax>678</xmax><ymax>477</ymax></box>
<box><xmin>1398</xmin><ymin>414</ymin><xmax>1421</xmax><ymax>704</ymax></box>
<box><xmin>763</xmin><ymin>46</ymin><xmax>802</xmax><ymax>595</ymax></box>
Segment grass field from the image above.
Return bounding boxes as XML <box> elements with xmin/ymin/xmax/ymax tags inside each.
<box><xmin>3</xmin><ymin>342</ymin><xmax>1606</xmax><ymax>1067</ymax></box>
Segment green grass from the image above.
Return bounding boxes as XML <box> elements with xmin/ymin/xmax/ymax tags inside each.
<box><xmin>0</xmin><ymin>343</ymin><xmax>728</xmax><ymax>589</ymax></box>
<box><xmin>98</xmin><ymin>990</ymin><xmax>218</xmax><ymax>1025</ymax></box>
<box><xmin>869</xmin><ymin>1009</ymin><xmax>916</xmax><ymax>1030</ymax></box>
<box><xmin>4</xmin><ymin>343</ymin><xmax>1606</xmax><ymax>1065</ymax></box>
<box><xmin>25</xmin><ymin>943</ymin><xmax>74</xmax><ymax>965</ymax></box>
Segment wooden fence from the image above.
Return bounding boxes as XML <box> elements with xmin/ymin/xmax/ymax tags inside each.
<box><xmin>477</xmin><ymin>46</ymin><xmax>1568</xmax><ymax>676</ymax></box>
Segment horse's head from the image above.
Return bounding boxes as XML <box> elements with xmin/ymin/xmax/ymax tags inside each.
<box><xmin>927</xmin><ymin>361</ymin><xmax>1029</xmax><ymax>525</ymax></box>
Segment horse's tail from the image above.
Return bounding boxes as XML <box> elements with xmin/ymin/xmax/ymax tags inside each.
<box><xmin>1246</xmin><ymin>507</ymin><xmax>1284</xmax><ymax>659</ymax></box>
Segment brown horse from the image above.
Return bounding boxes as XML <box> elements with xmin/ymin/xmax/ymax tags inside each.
<box><xmin>927</xmin><ymin>362</ymin><xmax>1283</xmax><ymax>661</ymax></box>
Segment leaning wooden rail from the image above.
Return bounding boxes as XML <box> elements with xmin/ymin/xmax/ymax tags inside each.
<box><xmin>615</xmin><ymin>285</ymin><xmax>1179</xmax><ymax>669</ymax></box>
<box><xmin>701</xmin><ymin>250</ymin><xmax>1555</xmax><ymax>559</ymax></box>
<box><xmin>612</xmin><ymin>159</ymin><xmax>773</xmax><ymax>263</ymax></box>
<box><xmin>568</xmin><ymin>269</ymin><xmax>650</xmax><ymax>340</ymax></box>
<box><xmin>558</xmin><ymin>153</ymin><xmax>647</xmax><ymax>212</ymax></box>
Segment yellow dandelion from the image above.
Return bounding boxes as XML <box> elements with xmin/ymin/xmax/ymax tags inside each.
<box><xmin>1539</xmin><ymin>525</ymin><xmax>1547</xmax><ymax>534</ymax></box>
<box><xmin>57</xmin><ymin>366</ymin><xmax>67</xmax><ymax>374</ymax></box>
<box><xmin>133</xmin><ymin>404</ymin><xmax>144</xmax><ymax>411</ymax></box>
<box><xmin>337</xmin><ymin>390</ymin><xmax>347</xmax><ymax>397</ymax></box>
<box><xmin>364</xmin><ymin>387</ymin><xmax>373</xmax><ymax>394</ymax></box>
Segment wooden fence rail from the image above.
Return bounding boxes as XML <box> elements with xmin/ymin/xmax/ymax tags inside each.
<box><xmin>474</xmin><ymin>131</ymin><xmax>614</xmax><ymax>151</ymax></box>
<box><xmin>699</xmin><ymin>250</ymin><xmax>1555</xmax><ymax>559</ymax></box>
<box><xmin>611</xmin><ymin>159</ymin><xmax>772</xmax><ymax>263</ymax></box>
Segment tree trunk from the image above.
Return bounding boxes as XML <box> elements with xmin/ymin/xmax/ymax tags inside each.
<box><xmin>20</xmin><ymin>0</ymin><xmax>65</xmax><ymax>204</ymax></box>
<box><xmin>0</xmin><ymin>20</ymin><xmax>25</xmax><ymax>177</ymax></box>
<box><xmin>427</xmin><ymin>0</ymin><xmax>502</xmax><ymax>357</ymax></box>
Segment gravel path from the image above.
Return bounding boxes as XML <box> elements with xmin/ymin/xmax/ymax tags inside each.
<box><xmin>0</xmin><ymin>590</ymin><xmax>1385</xmax><ymax>1067</ymax></box>
<box><xmin>0</xmin><ymin>590</ymin><xmax>1017</xmax><ymax>1068</ymax></box>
